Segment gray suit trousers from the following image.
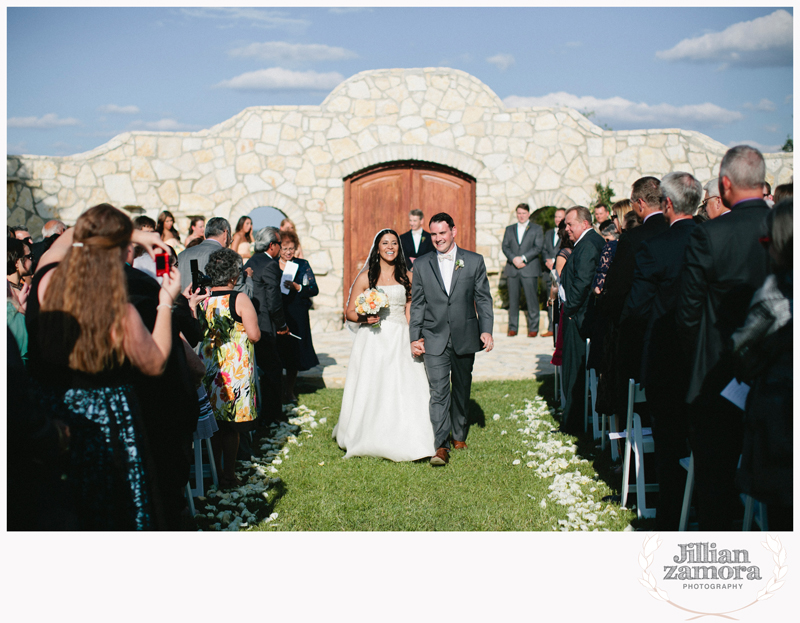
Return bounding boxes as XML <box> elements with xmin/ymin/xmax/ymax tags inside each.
<box><xmin>423</xmin><ymin>336</ymin><xmax>475</xmax><ymax>449</ymax></box>
<box><xmin>507</xmin><ymin>274</ymin><xmax>539</xmax><ymax>333</ymax></box>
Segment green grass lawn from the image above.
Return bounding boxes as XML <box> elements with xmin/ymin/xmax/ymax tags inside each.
<box><xmin>191</xmin><ymin>377</ymin><xmax>635</xmax><ymax>531</ymax></box>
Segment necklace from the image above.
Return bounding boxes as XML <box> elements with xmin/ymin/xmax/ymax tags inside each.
<box><xmin>378</xmin><ymin>269</ymin><xmax>396</xmax><ymax>285</ymax></box>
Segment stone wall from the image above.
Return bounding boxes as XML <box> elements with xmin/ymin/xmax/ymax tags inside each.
<box><xmin>7</xmin><ymin>67</ymin><xmax>793</xmax><ymax>332</ymax></box>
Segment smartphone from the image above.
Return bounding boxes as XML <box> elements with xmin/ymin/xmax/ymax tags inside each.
<box><xmin>155</xmin><ymin>252</ymin><xmax>170</xmax><ymax>277</ymax></box>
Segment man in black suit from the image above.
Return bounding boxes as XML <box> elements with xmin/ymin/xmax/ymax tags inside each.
<box><xmin>624</xmin><ymin>171</ymin><xmax>701</xmax><ymax>530</ymax></box>
<box><xmin>399</xmin><ymin>209</ymin><xmax>435</xmax><ymax>271</ymax></box>
<box><xmin>542</xmin><ymin>207</ymin><xmax>565</xmax><ymax>338</ymax></box>
<box><xmin>502</xmin><ymin>203</ymin><xmax>545</xmax><ymax>337</ymax></box>
<box><xmin>177</xmin><ymin>217</ymin><xmax>251</xmax><ymax>295</ymax></box>
<box><xmin>676</xmin><ymin>145</ymin><xmax>771</xmax><ymax>531</ymax></box>
<box><xmin>244</xmin><ymin>227</ymin><xmax>289</xmax><ymax>425</ymax></box>
<box><xmin>560</xmin><ymin>206</ymin><xmax>605</xmax><ymax>434</ymax></box>
<box><xmin>603</xmin><ymin>177</ymin><xmax>670</xmax><ymax>415</ymax></box>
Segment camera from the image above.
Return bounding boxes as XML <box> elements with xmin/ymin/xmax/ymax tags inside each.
<box><xmin>155</xmin><ymin>252</ymin><xmax>170</xmax><ymax>277</ymax></box>
<box><xmin>190</xmin><ymin>259</ymin><xmax>213</xmax><ymax>295</ymax></box>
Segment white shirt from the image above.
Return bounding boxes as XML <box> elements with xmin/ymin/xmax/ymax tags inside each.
<box><xmin>516</xmin><ymin>221</ymin><xmax>528</xmax><ymax>245</ymax></box>
<box><xmin>437</xmin><ymin>243</ymin><xmax>458</xmax><ymax>295</ymax></box>
<box><xmin>574</xmin><ymin>227</ymin><xmax>592</xmax><ymax>246</ymax></box>
<box><xmin>643</xmin><ymin>211</ymin><xmax>664</xmax><ymax>224</ymax></box>
<box><xmin>411</xmin><ymin>228</ymin><xmax>422</xmax><ymax>253</ymax></box>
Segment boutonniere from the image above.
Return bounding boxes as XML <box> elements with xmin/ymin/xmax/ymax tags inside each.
<box><xmin>455</xmin><ymin>259</ymin><xmax>465</xmax><ymax>271</ymax></box>
<box><xmin>421</xmin><ymin>235</ymin><xmax>426</xmax><ymax>243</ymax></box>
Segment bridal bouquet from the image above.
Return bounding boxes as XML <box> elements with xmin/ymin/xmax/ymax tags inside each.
<box><xmin>355</xmin><ymin>287</ymin><xmax>389</xmax><ymax>327</ymax></box>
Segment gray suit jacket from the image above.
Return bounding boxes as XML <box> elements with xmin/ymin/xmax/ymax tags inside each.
<box><xmin>502</xmin><ymin>221</ymin><xmax>544</xmax><ymax>277</ymax></box>
<box><xmin>176</xmin><ymin>239</ymin><xmax>251</xmax><ymax>296</ymax></box>
<box><xmin>409</xmin><ymin>247</ymin><xmax>494</xmax><ymax>357</ymax></box>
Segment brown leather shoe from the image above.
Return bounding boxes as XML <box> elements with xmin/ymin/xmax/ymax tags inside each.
<box><xmin>528</xmin><ymin>331</ymin><xmax>538</xmax><ymax>337</ymax></box>
<box><xmin>452</xmin><ymin>441</ymin><xmax>468</xmax><ymax>450</ymax></box>
<box><xmin>507</xmin><ymin>330</ymin><xmax>517</xmax><ymax>337</ymax></box>
<box><xmin>541</xmin><ymin>331</ymin><xmax>554</xmax><ymax>337</ymax></box>
<box><xmin>430</xmin><ymin>447</ymin><xmax>449</xmax><ymax>466</ymax></box>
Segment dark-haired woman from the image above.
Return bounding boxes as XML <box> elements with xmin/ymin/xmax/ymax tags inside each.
<box><xmin>26</xmin><ymin>203</ymin><xmax>181</xmax><ymax>530</ymax></box>
<box><xmin>157</xmin><ymin>210</ymin><xmax>184</xmax><ymax>253</ymax></box>
<box><xmin>231</xmin><ymin>216</ymin><xmax>253</xmax><ymax>260</ymax></box>
<box><xmin>185</xmin><ymin>216</ymin><xmax>205</xmax><ymax>247</ymax></box>
<box><xmin>197</xmin><ymin>247</ymin><xmax>261</xmax><ymax>488</ymax></box>
<box><xmin>276</xmin><ymin>231</ymin><xmax>319</xmax><ymax>404</ymax></box>
<box><xmin>333</xmin><ymin>229</ymin><xmax>435</xmax><ymax>461</ymax></box>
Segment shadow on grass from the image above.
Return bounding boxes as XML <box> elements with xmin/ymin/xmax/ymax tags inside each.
<box><xmin>467</xmin><ymin>398</ymin><xmax>486</xmax><ymax>429</ymax></box>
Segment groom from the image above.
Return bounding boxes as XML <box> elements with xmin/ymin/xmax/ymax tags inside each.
<box><xmin>410</xmin><ymin>213</ymin><xmax>494</xmax><ymax>466</ymax></box>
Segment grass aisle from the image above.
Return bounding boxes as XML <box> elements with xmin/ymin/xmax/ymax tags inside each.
<box><xmin>191</xmin><ymin>378</ymin><xmax>634</xmax><ymax>531</ymax></box>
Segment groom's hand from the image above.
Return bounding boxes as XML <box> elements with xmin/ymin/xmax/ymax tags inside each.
<box><xmin>411</xmin><ymin>338</ymin><xmax>425</xmax><ymax>356</ymax></box>
<box><xmin>480</xmin><ymin>333</ymin><xmax>494</xmax><ymax>352</ymax></box>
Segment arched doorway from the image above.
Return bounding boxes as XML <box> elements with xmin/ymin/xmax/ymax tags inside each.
<box><xmin>247</xmin><ymin>206</ymin><xmax>287</xmax><ymax>231</ymax></box>
<box><xmin>343</xmin><ymin>161</ymin><xmax>476</xmax><ymax>307</ymax></box>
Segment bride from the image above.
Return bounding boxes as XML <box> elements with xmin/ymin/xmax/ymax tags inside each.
<box><xmin>333</xmin><ymin>229</ymin><xmax>435</xmax><ymax>461</ymax></box>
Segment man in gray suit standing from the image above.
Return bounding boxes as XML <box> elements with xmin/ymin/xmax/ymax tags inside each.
<box><xmin>410</xmin><ymin>213</ymin><xmax>494</xmax><ymax>466</ymax></box>
<box><xmin>502</xmin><ymin>203</ymin><xmax>544</xmax><ymax>337</ymax></box>
<box><xmin>177</xmin><ymin>216</ymin><xmax>251</xmax><ymax>295</ymax></box>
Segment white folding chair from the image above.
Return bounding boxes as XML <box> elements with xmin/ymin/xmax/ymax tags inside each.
<box><xmin>742</xmin><ymin>495</ymin><xmax>769</xmax><ymax>531</ymax></box>
<box><xmin>189</xmin><ymin>438</ymin><xmax>219</xmax><ymax>498</ymax></box>
<box><xmin>620</xmin><ymin>379</ymin><xmax>658</xmax><ymax>519</ymax></box>
<box><xmin>679</xmin><ymin>453</ymin><xmax>695</xmax><ymax>531</ymax></box>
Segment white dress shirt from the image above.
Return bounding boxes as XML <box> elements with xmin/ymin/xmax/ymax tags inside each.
<box><xmin>411</xmin><ymin>228</ymin><xmax>422</xmax><ymax>253</ymax></box>
<box><xmin>437</xmin><ymin>243</ymin><xmax>458</xmax><ymax>295</ymax></box>
<box><xmin>516</xmin><ymin>220</ymin><xmax>528</xmax><ymax>245</ymax></box>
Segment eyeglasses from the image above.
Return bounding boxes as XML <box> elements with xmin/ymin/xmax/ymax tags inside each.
<box><xmin>700</xmin><ymin>196</ymin><xmax>720</xmax><ymax>209</ymax></box>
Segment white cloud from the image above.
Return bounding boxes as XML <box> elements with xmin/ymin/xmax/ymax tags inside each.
<box><xmin>7</xmin><ymin>113</ymin><xmax>80</xmax><ymax>128</ymax></box>
<box><xmin>726</xmin><ymin>139</ymin><xmax>782</xmax><ymax>154</ymax></box>
<box><xmin>215</xmin><ymin>67</ymin><xmax>345</xmax><ymax>91</ymax></box>
<box><xmin>743</xmin><ymin>99</ymin><xmax>776</xmax><ymax>112</ymax></box>
<box><xmin>180</xmin><ymin>8</ymin><xmax>308</xmax><ymax>31</ymax></box>
<box><xmin>656</xmin><ymin>9</ymin><xmax>792</xmax><ymax>68</ymax></box>
<box><xmin>130</xmin><ymin>118</ymin><xmax>199</xmax><ymax>131</ymax></box>
<box><xmin>764</xmin><ymin>124</ymin><xmax>780</xmax><ymax>133</ymax></box>
<box><xmin>503</xmin><ymin>91</ymin><xmax>743</xmax><ymax>128</ymax></box>
<box><xmin>228</xmin><ymin>41</ymin><xmax>357</xmax><ymax>63</ymax></box>
<box><xmin>97</xmin><ymin>104</ymin><xmax>141</xmax><ymax>115</ymax></box>
<box><xmin>487</xmin><ymin>53</ymin><xmax>515</xmax><ymax>71</ymax></box>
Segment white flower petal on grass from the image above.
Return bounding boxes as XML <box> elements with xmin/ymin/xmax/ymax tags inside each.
<box><xmin>493</xmin><ymin>414</ymin><xmax>501</xmax><ymax>420</ymax></box>
<box><xmin>512</xmin><ymin>459</ymin><xmax>521</xmax><ymax>465</ymax></box>
<box><xmin>540</xmin><ymin>500</ymin><xmax>547</xmax><ymax>509</ymax></box>
<box><xmin>501</xmin><ymin>430</ymin><xmax>507</xmax><ymax>435</ymax></box>
<box><xmin>318</xmin><ymin>462</ymin><xmax>325</xmax><ymax>466</ymax></box>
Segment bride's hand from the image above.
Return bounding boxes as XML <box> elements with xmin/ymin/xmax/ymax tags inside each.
<box><xmin>364</xmin><ymin>315</ymin><xmax>380</xmax><ymax>324</ymax></box>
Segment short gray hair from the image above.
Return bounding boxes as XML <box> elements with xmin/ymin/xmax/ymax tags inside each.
<box><xmin>703</xmin><ymin>178</ymin><xmax>720</xmax><ymax>198</ymax></box>
<box><xmin>205</xmin><ymin>217</ymin><xmax>231</xmax><ymax>239</ymax></box>
<box><xmin>565</xmin><ymin>205</ymin><xmax>592</xmax><ymax>225</ymax></box>
<box><xmin>254</xmin><ymin>226</ymin><xmax>280</xmax><ymax>253</ymax></box>
<box><xmin>661</xmin><ymin>172</ymin><xmax>703</xmax><ymax>216</ymax></box>
<box><xmin>719</xmin><ymin>145</ymin><xmax>765</xmax><ymax>190</ymax></box>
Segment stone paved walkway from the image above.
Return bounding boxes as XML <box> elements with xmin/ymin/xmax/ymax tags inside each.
<box><xmin>299</xmin><ymin>329</ymin><xmax>556</xmax><ymax>388</ymax></box>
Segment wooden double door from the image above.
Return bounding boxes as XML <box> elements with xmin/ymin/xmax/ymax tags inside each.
<box><xmin>343</xmin><ymin>162</ymin><xmax>476</xmax><ymax>307</ymax></box>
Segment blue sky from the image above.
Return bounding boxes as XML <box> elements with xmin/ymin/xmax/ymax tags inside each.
<box><xmin>6</xmin><ymin>6</ymin><xmax>793</xmax><ymax>157</ymax></box>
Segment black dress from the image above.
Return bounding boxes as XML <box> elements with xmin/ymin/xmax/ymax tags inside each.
<box><xmin>276</xmin><ymin>258</ymin><xmax>320</xmax><ymax>371</ymax></box>
<box><xmin>26</xmin><ymin>264</ymin><xmax>154</xmax><ymax>530</ymax></box>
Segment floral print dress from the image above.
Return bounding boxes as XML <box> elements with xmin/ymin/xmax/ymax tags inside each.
<box><xmin>198</xmin><ymin>291</ymin><xmax>258</xmax><ymax>430</ymax></box>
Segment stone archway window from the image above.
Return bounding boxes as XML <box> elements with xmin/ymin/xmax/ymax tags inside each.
<box><xmin>248</xmin><ymin>206</ymin><xmax>286</xmax><ymax>231</ymax></box>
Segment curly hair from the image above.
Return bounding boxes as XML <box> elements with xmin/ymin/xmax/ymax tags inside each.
<box><xmin>367</xmin><ymin>230</ymin><xmax>411</xmax><ymax>299</ymax></box>
<box><xmin>205</xmin><ymin>248</ymin><xmax>242</xmax><ymax>287</ymax></box>
<box><xmin>280</xmin><ymin>230</ymin><xmax>300</xmax><ymax>249</ymax></box>
<box><xmin>41</xmin><ymin>203</ymin><xmax>132</xmax><ymax>374</ymax></box>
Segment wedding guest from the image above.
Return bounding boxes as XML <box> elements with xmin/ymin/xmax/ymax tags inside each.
<box><xmin>701</xmin><ymin>178</ymin><xmax>729</xmax><ymax>220</ymax></box>
<box><xmin>585</xmin><ymin>220</ymin><xmax>621</xmax><ymax>379</ymax></box>
<box><xmin>592</xmin><ymin>221</ymin><xmax>620</xmax><ymax>295</ymax></box>
<box><xmin>177</xmin><ymin>217</ymin><xmax>250</xmax><ymax>295</ymax></box>
<box><xmin>549</xmin><ymin>221</ymin><xmax>573</xmax><ymax>367</ymax></box>
<box><xmin>7</xmin><ymin>237</ymin><xmax>33</xmax><ymax>310</ymax></box>
<box><xmin>231</xmin><ymin>216</ymin><xmax>254</xmax><ymax>260</ymax></box>
<box><xmin>677</xmin><ymin>145</ymin><xmax>771</xmax><ymax>531</ymax></box>
<box><xmin>559</xmin><ymin>206</ymin><xmax>604</xmax><ymax>434</ymax></box>
<box><xmin>772</xmin><ymin>182</ymin><xmax>792</xmax><ymax>204</ymax></box>
<box><xmin>157</xmin><ymin>210</ymin><xmax>184</xmax><ymax>253</ymax></box>
<box><xmin>280</xmin><ymin>218</ymin><xmax>304</xmax><ymax>259</ymax></box>
<box><xmin>7</xmin><ymin>281</ymin><xmax>29</xmax><ymax>367</ymax></box>
<box><xmin>197</xmin><ymin>248</ymin><xmax>261</xmax><ymax>488</ymax></box>
<box><xmin>542</xmin><ymin>207</ymin><xmax>565</xmax><ymax>338</ymax></box>
<box><xmin>502</xmin><ymin>203</ymin><xmax>544</xmax><ymax>337</ymax></box>
<box><xmin>593</xmin><ymin>203</ymin><xmax>611</xmax><ymax>228</ymax></box>
<box><xmin>624</xmin><ymin>210</ymin><xmax>642</xmax><ymax>230</ymax></box>
<box><xmin>30</xmin><ymin>220</ymin><xmax>66</xmax><ymax>271</ymax></box>
<box><xmin>732</xmin><ymin>199</ymin><xmax>792</xmax><ymax>530</ymax></box>
<box><xmin>244</xmin><ymin>227</ymin><xmax>289</xmax><ymax>425</ymax></box>
<box><xmin>185</xmin><ymin>215</ymin><xmax>206</xmax><ymax>246</ymax></box>
<box><xmin>11</xmin><ymin>226</ymin><xmax>32</xmax><ymax>245</ymax></box>
<box><xmin>625</xmin><ymin>171</ymin><xmax>702</xmax><ymax>530</ymax></box>
<box><xmin>399</xmin><ymin>209</ymin><xmax>435</xmax><ymax>271</ymax></box>
<box><xmin>26</xmin><ymin>203</ymin><xmax>180</xmax><ymax>529</ymax></box>
<box><xmin>276</xmin><ymin>231</ymin><xmax>320</xmax><ymax>404</ymax></box>
<box><xmin>610</xmin><ymin>199</ymin><xmax>631</xmax><ymax>232</ymax></box>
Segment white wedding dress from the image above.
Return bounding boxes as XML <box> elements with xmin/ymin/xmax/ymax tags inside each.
<box><xmin>333</xmin><ymin>284</ymin><xmax>435</xmax><ymax>461</ymax></box>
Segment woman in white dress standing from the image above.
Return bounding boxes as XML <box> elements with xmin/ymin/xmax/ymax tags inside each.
<box><xmin>334</xmin><ymin>229</ymin><xmax>435</xmax><ymax>461</ymax></box>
